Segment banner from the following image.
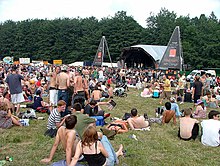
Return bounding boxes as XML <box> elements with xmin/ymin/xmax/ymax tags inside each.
<box><xmin>3</xmin><ymin>56</ymin><xmax>13</xmax><ymax>64</ymax></box>
<box><xmin>93</xmin><ymin>36</ymin><xmax>105</xmax><ymax>66</ymax></box>
<box><xmin>19</xmin><ymin>58</ymin><xmax>30</xmax><ymax>64</ymax></box>
<box><xmin>53</xmin><ymin>60</ymin><xmax>62</xmax><ymax>65</ymax></box>
<box><xmin>159</xmin><ymin>26</ymin><xmax>183</xmax><ymax>70</ymax></box>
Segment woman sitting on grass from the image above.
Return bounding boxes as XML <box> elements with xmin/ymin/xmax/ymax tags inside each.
<box><xmin>193</xmin><ymin>99</ymin><xmax>207</xmax><ymax>119</ymax></box>
<box><xmin>31</xmin><ymin>90</ymin><xmax>50</xmax><ymax>112</ymax></box>
<box><xmin>0</xmin><ymin>102</ymin><xmax>22</xmax><ymax>129</ymax></box>
<box><xmin>70</xmin><ymin>126</ymin><xmax>124</xmax><ymax>166</ymax></box>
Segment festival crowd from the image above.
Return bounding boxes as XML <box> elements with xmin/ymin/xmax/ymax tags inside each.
<box><xmin>0</xmin><ymin>63</ymin><xmax>220</xmax><ymax>166</ymax></box>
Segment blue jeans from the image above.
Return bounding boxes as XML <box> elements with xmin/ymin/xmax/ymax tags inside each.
<box><xmin>101</xmin><ymin>135</ymin><xmax>118</xmax><ymax>166</ymax></box>
<box><xmin>58</xmin><ymin>90</ymin><xmax>69</xmax><ymax>117</ymax></box>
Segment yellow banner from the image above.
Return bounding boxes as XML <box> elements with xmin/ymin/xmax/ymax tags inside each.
<box><xmin>53</xmin><ymin>60</ymin><xmax>62</xmax><ymax>65</ymax></box>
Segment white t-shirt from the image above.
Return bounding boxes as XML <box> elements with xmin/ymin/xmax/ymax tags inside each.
<box><xmin>201</xmin><ymin>119</ymin><xmax>220</xmax><ymax>147</ymax></box>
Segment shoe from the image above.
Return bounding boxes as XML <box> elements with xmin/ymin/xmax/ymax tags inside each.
<box><xmin>180</xmin><ymin>102</ymin><xmax>184</xmax><ymax>104</ymax></box>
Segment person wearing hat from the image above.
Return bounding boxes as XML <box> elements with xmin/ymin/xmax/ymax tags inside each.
<box><xmin>193</xmin><ymin>99</ymin><xmax>207</xmax><ymax>119</ymax></box>
<box><xmin>201</xmin><ymin>110</ymin><xmax>220</xmax><ymax>147</ymax></box>
<box><xmin>192</xmin><ymin>74</ymin><xmax>203</xmax><ymax>106</ymax></box>
<box><xmin>178</xmin><ymin>108</ymin><xmax>199</xmax><ymax>141</ymax></box>
<box><xmin>170</xmin><ymin>97</ymin><xmax>182</xmax><ymax>117</ymax></box>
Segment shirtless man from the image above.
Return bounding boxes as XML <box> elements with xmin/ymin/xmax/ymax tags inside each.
<box><xmin>178</xmin><ymin>108</ymin><xmax>199</xmax><ymax>140</ymax></box>
<box><xmin>82</xmin><ymin>67</ymin><xmax>90</xmax><ymax>80</ymax></box>
<box><xmin>56</xmin><ymin>66</ymin><xmax>70</xmax><ymax>116</ymax></box>
<box><xmin>107</xmin><ymin>84</ymin><xmax>113</xmax><ymax>98</ymax></box>
<box><xmin>49</xmin><ymin>66</ymin><xmax>60</xmax><ymax>106</ymax></box>
<box><xmin>162</xmin><ymin>102</ymin><xmax>176</xmax><ymax>125</ymax></box>
<box><xmin>41</xmin><ymin>115</ymin><xmax>78</xmax><ymax>165</ymax></box>
<box><xmin>91</xmin><ymin>85</ymin><xmax>102</xmax><ymax>102</ymax></box>
<box><xmin>72</xmin><ymin>71</ymin><xmax>88</xmax><ymax>106</ymax></box>
<box><xmin>127</xmin><ymin>108</ymin><xmax>150</xmax><ymax>130</ymax></box>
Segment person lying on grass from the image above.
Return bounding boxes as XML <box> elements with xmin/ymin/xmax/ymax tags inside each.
<box><xmin>106</xmin><ymin>119</ymin><xmax>129</xmax><ymax>133</ymax></box>
<box><xmin>0</xmin><ymin>102</ymin><xmax>22</xmax><ymax>128</ymax></box>
<box><xmin>127</xmin><ymin>108</ymin><xmax>150</xmax><ymax>130</ymax></box>
<box><xmin>41</xmin><ymin>115</ymin><xmax>79</xmax><ymax>165</ymax></box>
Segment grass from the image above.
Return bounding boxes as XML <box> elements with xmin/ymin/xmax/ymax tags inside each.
<box><xmin>0</xmin><ymin>88</ymin><xmax>220</xmax><ymax>166</ymax></box>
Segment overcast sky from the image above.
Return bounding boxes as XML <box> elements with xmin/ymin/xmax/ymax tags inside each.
<box><xmin>0</xmin><ymin>0</ymin><xmax>220</xmax><ymax>27</ymax></box>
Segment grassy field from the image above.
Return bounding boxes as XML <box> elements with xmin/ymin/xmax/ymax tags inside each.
<box><xmin>0</xmin><ymin>88</ymin><xmax>220</xmax><ymax>166</ymax></box>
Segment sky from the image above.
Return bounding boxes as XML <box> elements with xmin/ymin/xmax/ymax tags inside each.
<box><xmin>0</xmin><ymin>0</ymin><xmax>220</xmax><ymax>27</ymax></box>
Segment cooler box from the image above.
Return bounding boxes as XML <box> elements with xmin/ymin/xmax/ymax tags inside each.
<box><xmin>152</xmin><ymin>90</ymin><xmax>160</xmax><ymax>98</ymax></box>
<box><xmin>91</xmin><ymin>116</ymin><xmax>104</xmax><ymax>126</ymax></box>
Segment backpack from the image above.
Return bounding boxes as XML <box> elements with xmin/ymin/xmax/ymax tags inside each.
<box><xmin>122</xmin><ymin>113</ymin><xmax>131</xmax><ymax>120</ymax></box>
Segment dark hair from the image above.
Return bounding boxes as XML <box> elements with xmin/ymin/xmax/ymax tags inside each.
<box><xmin>208</xmin><ymin>110</ymin><xmax>220</xmax><ymax>119</ymax></box>
<box><xmin>165</xmin><ymin>102</ymin><xmax>171</xmax><ymax>110</ymax></box>
<box><xmin>36</xmin><ymin>90</ymin><xmax>41</xmax><ymax>96</ymax></box>
<box><xmin>11</xmin><ymin>66</ymin><xmax>17</xmax><ymax>71</ymax></box>
<box><xmin>65</xmin><ymin>115</ymin><xmax>77</xmax><ymax>129</ymax></box>
<box><xmin>89</xmin><ymin>100</ymin><xmax>97</xmax><ymax>106</ymax></box>
<box><xmin>131</xmin><ymin>108</ymin><xmax>138</xmax><ymax>116</ymax></box>
<box><xmin>73</xmin><ymin>103</ymin><xmax>82</xmax><ymax>112</ymax></box>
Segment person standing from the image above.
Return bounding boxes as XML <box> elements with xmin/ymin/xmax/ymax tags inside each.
<box><xmin>160</xmin><ymin>75</ymin><xmax>171</xmax><ymax>104</ymax></box>
<box><xmin>5</xmin><ymin>66</ymin><xmax>25</xmax><ymax>115</ymax></box>
<box><xmin>72</xmin><ymin>71</ymin><xmax>88</xmax><ymax>106</ymax></box>
<box><xmin>49</xmin><ymin>66</ymin><xmax>60</xmax><ymax>107</ymax></box>
<box><xmin>192</xmin><ymin>75</ymin><xmax>203</xmax><ymax>106</ymax></box>
<box><xmin>56</xmin><ymin>66</ymin><xmax>70</xmax><ymax>117</ymax></box>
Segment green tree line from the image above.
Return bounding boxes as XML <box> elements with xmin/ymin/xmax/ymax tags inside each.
<box><xmin>0</xmin><ymin>9</ymin><xmax>219</xmax><ymax>68</ymax></box>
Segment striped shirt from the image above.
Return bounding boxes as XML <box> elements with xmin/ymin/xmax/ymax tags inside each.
<box><xmin>47</xmin><ymin>108</ymin><xmax>61</xmax><ymax>129</ymax></box>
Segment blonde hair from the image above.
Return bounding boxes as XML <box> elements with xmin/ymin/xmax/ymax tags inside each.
<box><xmin>0</xmin><ymin>102</ymin><xmax>8</xmax><ymax>111</ymax></box>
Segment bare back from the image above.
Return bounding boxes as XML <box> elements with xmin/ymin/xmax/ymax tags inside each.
<box><xmin>57</xmin><ymin>72</ymin><xmax>70</xmax><ymax>90</ymax></box>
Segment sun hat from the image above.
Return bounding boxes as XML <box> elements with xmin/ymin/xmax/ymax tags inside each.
<box><xmin>196</xmin><ymin>99</ymin><xmax>204</xmax><ymax>105</ymax></box>
<box><xmin>170</xmin><ymin>97</ymin><xmax>176</xmax><ymax>103</ymax></box>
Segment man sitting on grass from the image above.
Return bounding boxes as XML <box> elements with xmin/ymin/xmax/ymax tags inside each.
<box><xmin>71</xmin><ymin>103</ymin><xmax>96</xmax><ymax>138</ymax></box>
<box><xmin>162</xmin><ymin>102</ymin><xmax>176</xmax><ymax>125</ymax></box>
<box><xmin>44</xmin><ymin>100</ymin><xmax>69</xmax><ymax>138</ymax></box>
<box><xmin>41</xmin><ymin>115</ymin><xmax>78</xmax><ymax>165</ymax></box>
<box><xmin>127</xmin><ymin>108</ymin><xmax>150</xmax><ymax>130</ymax></box>
<box><xmin>178</xmin><ymin>108</ymin><xmax>199</xmax><ymax>141</ymax></box>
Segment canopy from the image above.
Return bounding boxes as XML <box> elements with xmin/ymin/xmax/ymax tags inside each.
<box><xmin>120</xmin><ymin>45</ymin><xmax>167</xmax><ymax>68</ymax></box>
